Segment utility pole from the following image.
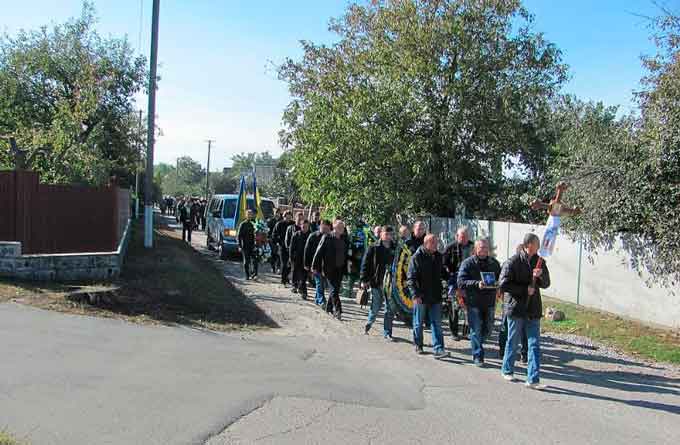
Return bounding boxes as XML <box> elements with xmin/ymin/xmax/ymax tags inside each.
<box><xmin>144</xmin><ymin>0</ymin><xmax>160</xmax><ymax>248</ymax></box>
<box><xmin>134</xmin><ymin>109</ymin><xmax>143</xmax><ymax>219</ymax></box>
<box><xmin>205</xmin><ymin>139</ymin><xmax>215</xmax><ymax>199</ymax></box>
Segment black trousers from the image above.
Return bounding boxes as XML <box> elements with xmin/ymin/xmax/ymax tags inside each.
<box><xmin>279</xmin><ymin>245</ymin><xmax>290</xmax><ymax>284</ymax></box>
<box><xmin>200</xmin><ymin>217</ymin><xmax>206</xmax><ymax>231</ymax></box>
<box><xmin>269</xmin><ymin>241</ymin><xmax>280</xmax><ymax>272</ymax></box>
<box><xmin>326</xmin><ymin>268</ymin><xmax>344</xmax><ymax>314</ymax></box>
<box><xmin>242</xmin><ymin>248</ymin><xmax>257</xmax><ymax>278</ymax></box>
<box><xmin>499</xmin><ymin>312</ymin><xmax>528</xmax><ymax>356</ymax></box>
<box><xmin>293</xmin><ymin>263</ymin><xmax>307</xmax><ymax>295</ymax></box>
<box><xmin>182</xmin><ymin>222</ymin><xmax>192</xmax><ymax>242</ymax></box>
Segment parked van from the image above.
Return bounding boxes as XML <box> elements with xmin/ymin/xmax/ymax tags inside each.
<box><xmin>205</xmin><ymin>194</ymin><xmax>275</xmax><ymax>259</ymax></box>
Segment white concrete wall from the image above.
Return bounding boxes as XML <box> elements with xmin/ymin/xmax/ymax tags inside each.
<box><xmin>479</xmin><ymin>220</ymin><xmax>679</xmax><ymax>329</ymax></box>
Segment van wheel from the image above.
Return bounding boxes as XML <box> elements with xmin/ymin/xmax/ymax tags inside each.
<box><xmin>219</xmin><ymin>237</ymin><xmax>229</xmax><ymax>260</ymax></box>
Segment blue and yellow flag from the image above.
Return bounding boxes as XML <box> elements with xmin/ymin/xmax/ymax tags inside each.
<box><xmin>234</xmin><ymin>175</ymin><xmax>248</xmax><ymax>227</ymax></box>
<box><xmin>252</xmin><ymin>168</ymin><xmax>264</xmax><ymax>220</ymax></box>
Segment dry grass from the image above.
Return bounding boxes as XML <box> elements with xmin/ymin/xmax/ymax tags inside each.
<box><xmin>0</xmin><ymin>219</ymin><xmax>276</xmax><ymax>332</ymax></box>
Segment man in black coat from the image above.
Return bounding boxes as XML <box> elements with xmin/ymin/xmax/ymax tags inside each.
<box><xmin>499</xmin><ymin>233</ymin><xmax>551</xmax><ymax>389</ymax></box>
<box><xmin>285</xmin><ymin>212</ymin><xmax>305</xmax><ymax>292</ymax></box>
<box><xmin>312</xmin><ymin>219</ymin><xmax>348</xmax><ymax>320</ymax></box>
<box><xmin>443</xmin><ymin>226</ymin><xmax>474</xmax><ymax>340</ymax></box>
<box><xmin>457</xmin><ymin>239</ymin><xmax>502</xmax><ymax>366</ymax></box>
<box><xmin>304</xmin><ymin>219</ymin><xmax>331</xmax><ymax>306</ymax></box>
<box><xmin>237</xmin><ymin>209</ymin><xmax>258</xmax><ymax>280</ymax></box>
<box><xmin>361</xmin><ymin>226</ymin><xmax>396</xmax><ymax>339</ymax></box>
<box><xmin>179</xmin><ymin>200</ymin><xmax>192</xmax><ymax>243</ymax></box>
<box><xmin>273</xmin><ymin>211</ymin><xmax>294</xmax><ymax>285</ymax></box>
<box><xmin>290</xmin><ymin>220</ymin><xmax>312</xmax><ymax>299</ymax></box>
<box><xmin>407</xmin><ymin>234</ymin><xmax>449</xmax><ymax>359</ymax></box>
<box><xmin>405</xmin><ymin>220</ymin><xmax>426</xmax><ymax>254</ymax></box>
<box><xmin>267</xmin><ymin>210</ymin><xmax>282</xmax><ymax>273</ymax></box>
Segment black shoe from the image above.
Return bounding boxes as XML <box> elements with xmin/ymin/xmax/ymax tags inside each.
<box><xmin>334</xmin><ymin>311</ymin><xmax>342</xmax><ymax>321</ymax></box>
<box><xmin>453</xmin><ymin>334</ymin><xmax>461</xmax><ymax>341</ymax></box>
<box><xmin>251</xmin><ymin>274</ymin><xmax>258</xmax><ymax>280</ymax></box>
<box><xmin>521</xmin><ymin>354</ymin><xmax>528</xmax><ymax>364</ymax></box>
<box><xmin>364</xmin><ymin>324</ymin><xmax>371</xmax><ymax>335</ymax></box>
<box><xmin>415</xmin><ymin>346</ymin><xmax>425</xmax><ymax>355</ymax></box>
<box><xmin>301</xmin><ymin>293</ymin><xmax>308</xmax><ymax>300</ymax></box>
<box><xmin>291</xmin><ymin>288</ymin><xmax>298</xmax><ymax>294</ymax></box>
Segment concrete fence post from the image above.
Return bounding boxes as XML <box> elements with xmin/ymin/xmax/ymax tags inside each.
<box><xmin>576</xmin><ymin>237</ymin><xmax>583</xmax><ymax>305</ymax></box>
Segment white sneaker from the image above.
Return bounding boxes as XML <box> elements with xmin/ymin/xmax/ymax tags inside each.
<box><xmin>502</xmin><ymin>374</ymin><xmax>517</xmax><ymax>382</ymax></box>
<box><xmin>525</xmin><ymin>382</ymin><xmax>547</xmax><ymax>390</ymax></box>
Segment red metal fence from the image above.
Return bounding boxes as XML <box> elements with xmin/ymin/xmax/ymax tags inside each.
<box><xmin>0</xmin><ymin>171</ymin><xmax>129</xmax><ymax>254</ymax></box>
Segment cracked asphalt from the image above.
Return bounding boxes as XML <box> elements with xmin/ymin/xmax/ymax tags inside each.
<box><xmin>1</xmin><ymin>222</ymin><xmax>679</xmax><ymax>444</ymax></box>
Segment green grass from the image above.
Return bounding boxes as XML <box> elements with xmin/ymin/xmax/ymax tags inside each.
<box><xmin>0</xmin><ymin>429</ymin><xmax>25</xmax><ymax>445</ymax></box>
<box><xmin>542</xmin><ymin>296</ymin><xmax>680</xmax><ymax>364</ymax></box>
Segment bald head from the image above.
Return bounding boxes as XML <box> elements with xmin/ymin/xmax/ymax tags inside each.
<box><xmin>423</xmin><ymin>234</ymin><xmax>438</xmax><ymax>253</ymax></box>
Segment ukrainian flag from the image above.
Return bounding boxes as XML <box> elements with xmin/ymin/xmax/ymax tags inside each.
<box><xmin>253</xmin><ymin>168</ymin><xmax>264</xmax><ymax>221</ymax></box>
<box><xmin>234</xmin><ymin>175</ymin><xmax>248</xmax><ymax>228</ymax></box>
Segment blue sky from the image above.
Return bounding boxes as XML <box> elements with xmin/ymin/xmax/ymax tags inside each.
<box><xmin>1</xmin><ymin>0</ymin><xmax>664</xmax><ymax>171</ymax></box>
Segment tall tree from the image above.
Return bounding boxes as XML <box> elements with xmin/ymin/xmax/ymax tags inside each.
<box><xmin>278</xmin><ymin>0</ymin><xmax>567</xmax><ymax>222</ymax></box>
<box><xmin>0</xmin><ymin>2</ymin><xmax>147</xmax><ymax>185</ymax></box>
<box><xmin>547</xmin><ymin>10</ymin><xmax>680</xmax><ymax>286</ymax></box>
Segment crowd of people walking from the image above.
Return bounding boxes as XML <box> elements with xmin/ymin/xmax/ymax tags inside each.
<box><xmin>235</xmin><ymin>209</ymin><xmax>552</xmax><ymax>389</ymax></box>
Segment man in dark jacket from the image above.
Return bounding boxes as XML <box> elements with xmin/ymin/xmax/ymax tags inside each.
<box><xmin>443</xmin><ymin>226</ymin><xmax>474</xmax><ymax>340</ymax></box>
<box><xmin>407</xmin><ymin>234</ymin><xmax>449</xmax><ymax>359</ymax></box>
<box><xmin>290</xmin><ymin>220</ymin><xmax>312</xmax><ymax>299</ymax></box>
<box><xmin>457</xmin><ymin>239</ymin><xmax>502</xmax><ymax>366</ymax></box>
<box><xmin>273</xmin><ymin>211</ymin><xmax>294</xmax><ymax>285</ymax></box>
<box><xmin>361</xmin><ymin>226</ymin><xmax>396</xmax><ymax>340</ymax></box>
<box><xmin>405</xmin><ymin>221</ymin><xmax>426</xmax><ymax>254</ymax></box>
<box><xmin>190</xmin><ymin>198</ymin><xmax>201</xmax><ymax>230</ymax></box>
<box><xmin>179</xmin><ymin>200</ymin><xmax>192</xmax><ymax>243</ymax></box>
<box><xmin>310</xmin><ymin>211</ymin><xmax>321</xmax><ymax>232</ymax></box>
<box><xmin>312</xmin><ymin>219</ymin><xmax>348</xmax><ymax>319</ymax></box>
<box><xmin>304</xmin><ymin>219</ymin><xmax>331</xmax><ymax>306</ymax></box>
<box><xmin>285</xmin><ymin>212</ymin><xmax>304</xmax><ymax>292</ymax></box>
<box><xmin>267</xmin><ymin>210</ymin><xmax>282</xmax><ymax>273</ymax></box>
<box><xmin>499</xmin><ymin>233</ymin><xmax>551</xmax><ymax>389</ymax></box>
<box><xmin>237</xmin><ymin>209</ymin><xmax>258</xmax><ymax>280</ymax></box>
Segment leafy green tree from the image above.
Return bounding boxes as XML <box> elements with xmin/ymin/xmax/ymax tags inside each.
<box><xmin>278</xmin><ymin>0</ymin><xmax>567</xmax><ymax>222</ymax></box>
<box><xmin>228</xmin><ymin>151</ymin><xmax>276</xmax><ymax>178</ymax></box>
<box><xmin>0</xmin><ymin>2</ymin><xmax>147</xmax><ymax>185</ymax></box>
<box><xmin>546</xmin><ymin>10</ymin><xmax>680</xmax><ymax>286</ymax></box>
<box><xmin>211</xmin><ymin>173</ymin><xmax>239</xmax><ymax>194</ymax></box>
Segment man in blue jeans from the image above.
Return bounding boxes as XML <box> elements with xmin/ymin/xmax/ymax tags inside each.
<box><xmin>361</xmin><ymin>226</ymin><xmax>396</xmax><ymax>340</ymax></box>
<box><xmin>407</xmin><ymin>234</ymin><xmax>449</xmax><ymax>359</ymax></box>
<box><xmin>457</xmin><ymin>239</ymin><xmax>502</xmax><ymax>367</ymax></box>
<box><xmin>499</xmin><ymin>233</ymin><xmax>551</xmax><ymax>389</ymax></box>
<box><xmin>304</xmin><ymin>220</ymin><xmax>331</xmax><ymax>306</ymax></box>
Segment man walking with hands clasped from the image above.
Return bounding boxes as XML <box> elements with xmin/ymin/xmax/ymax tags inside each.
<box><xmin>407</xmin><ymin>234</ymin><xmax>450</xmax><ymax>359</ymax></box>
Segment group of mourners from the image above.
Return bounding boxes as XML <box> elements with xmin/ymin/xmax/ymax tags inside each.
<box><xmin>237</xmin><ymin>210</ymin><xmax>552</xmax><ymax>389</ymax></box>
<box><xmin>174</xmin><ymin>196</ymin><xmax>207</xmax><ymax>243</ymax></box>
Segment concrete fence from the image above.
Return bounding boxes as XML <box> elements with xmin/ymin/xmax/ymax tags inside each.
<box><xmin>476</xmin><ymin>219</ymin><xmax>679</xmax><ymax>330</ymax></box>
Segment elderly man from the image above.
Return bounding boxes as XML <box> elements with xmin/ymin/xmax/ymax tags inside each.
<box><xmin>407</xmin><ymin>234</ymin><xmax>450</xmax><ymax>359</ymax></box>
<box><xmin>500</xmin><ymin>233</ymin><xmax>551</xmax><ymax>389</ymax></box>
<box><xmin>457</xmin><ymin>239</ymin><xmax>501</xmax><ymax>366</ymax></box>
<box><xmin>443</xmin><ymin>226</ymin><xmax>474</xmax><ymax>340</ymax></box>
<box><xmin>312</xmin><ymin>219</ymin><xmax>348</xmax><ymax>320</ymax></box>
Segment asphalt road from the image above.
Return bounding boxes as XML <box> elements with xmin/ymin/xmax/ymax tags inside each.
<box><xmin>1</xmin><ymin>221</ymin><xmax>678</xmax><ymax>444</ymax></box>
